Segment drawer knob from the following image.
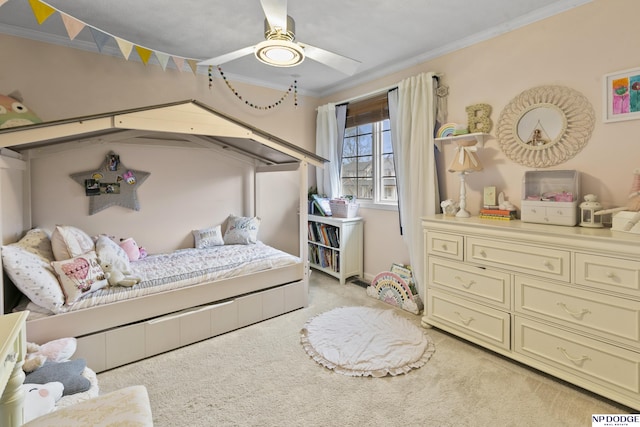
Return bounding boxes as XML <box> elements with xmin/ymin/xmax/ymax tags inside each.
<box><xmin>479</xmin><ymin>250</ymin><xmax>487</xmax><ymax>257</ymax></box>
<box><xmin>557</xmin><ymin>302</ymin><xmax>591</xmax><ymax>320</ymax></box>
<box><xmin>454</xmin><ymin>311</ymin><xmax>474</xmax><ymax>326</ymax></box>
<box><xmin>606</xmin><ymin>271</ymin><xmax>618</xmax><ymax>280</ymax></box>
<box><xmin>455</xmin><ymin>276</ymin><xmax>476</xmax><ymax>289</ymax></box>
<box><xmin>557</xmin><ymin>347</ymin><xmax>590</xmax><ymax>367</ymax></box>
<box><xmin>543</xmin><ymin>260</ymin><xmax>554</xmax><ymax>270</ymax></box>
<box><xmin>441</xmin><ymin>243</ymin><xmax>448</xmax><ymax>251</ymax></box>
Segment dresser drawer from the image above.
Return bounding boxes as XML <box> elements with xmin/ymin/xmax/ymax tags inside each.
<box><xmin>466</xmin><ymin>237</ymin><xmax>570</xmax><ymax>282</ymax></box>
<box><xmin>575</xmin><ymin>252</ymin><xmax>640</xmax><ymax>297</ymax></box>
<box><xmin>428</xmin><ymin>288</ymin><xmax>510</xmax><ymax>351</ymax></box>
<box><xmin>429</xmin><ymin>257</ymin><xmax>511</xmax><ymax>309</ymax></box>
<box><xmin>514</xmin><ymin>317</ymin><xmax>640</xmax><ymax>400</ymax></box>
<box><xmin>515</xmin><ymin>277</ymin><xmax>640</xmax><ymax>349</ymax></box>
<box><xmin>426</xmin><ymin>231</ymin><xmax>463</xmax><ymax>260</ymax></box>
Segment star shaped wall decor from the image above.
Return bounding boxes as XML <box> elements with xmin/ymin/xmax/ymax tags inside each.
<box><xmin>71</xmin><ymin>151</ymin><xmax>150</xmax><ymax>215</ymax></box>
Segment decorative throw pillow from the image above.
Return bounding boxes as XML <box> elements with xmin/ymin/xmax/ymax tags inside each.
<box><xmin>223</xmin><ymin>215</ymin><xmax>261</xmax><ymax>244</ymax></box>
<box><xmin>51</xmin><ymin>225</ymin><xmax>95</xmax><ymax>261</ymax></box>
<box><xmin>51</xmin><ymin>251</ymin><xmax>108</xmax><ymax>305</ymax></box>
<box><xmin>21</xmin><ymin>381</ymin><xmax>64</xmax><ymax>423</ymax></box>
<box><xmin>1</xmin><ymin>230</ymin><xmax>65</xmax><ymax>313</ymax></box>
<box><xmin>193</xmin><ymin>225</ymin><xmax>225</xmax><ymax>249</ymax></box>
<box><xmin>25</xmin><ymin>359</ymin><xmax>91</xmax><ymax>396</ymax></box>
<box><xmin>95</xmin><ymin>235</ymin><xmax>132</xmax><ymax>273</ymax></box>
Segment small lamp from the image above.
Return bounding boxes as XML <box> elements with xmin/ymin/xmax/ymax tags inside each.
<box><xmin>448</xmin><ymin>139</ymin><xmax>483</xmax><ymax>218</ymax></box>
<box><xmin>579</xmin><ymin>194</ymin><xmax>603</xmax><ymax>228</ymax></box>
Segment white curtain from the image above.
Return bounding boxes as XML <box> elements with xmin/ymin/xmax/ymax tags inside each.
<box><xmin>315</xmin><ymin>103</ymin><xmax>346</xmax><ymax>199</ymax></box>
<box><xmin>388</xmin><ymin>72</ymin><xmax>439</xmax><ymax>299</ymax></box>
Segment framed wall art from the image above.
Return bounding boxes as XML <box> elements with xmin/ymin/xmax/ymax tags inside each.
<box><xmin>603</xmin><ymin>67</ymin><xmax>640</xmax><ymax>122</ymax></box>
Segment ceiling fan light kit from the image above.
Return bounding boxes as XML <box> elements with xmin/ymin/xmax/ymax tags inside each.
<box><xmin>255</xmin><ymin>39</ymin><xmax>305</xmax><ymax>67</ymax></box>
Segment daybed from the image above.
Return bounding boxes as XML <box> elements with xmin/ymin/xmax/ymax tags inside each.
<box><xmin>0</xmin><ymin>100</ymin><xmax>325</xmax><ymax>373</ymax></box>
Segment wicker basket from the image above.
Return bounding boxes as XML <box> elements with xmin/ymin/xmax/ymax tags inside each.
<box><xmin>330</xmin><ymin>202</ymin><xmax>359</xmax><ymax>218</ymax></box>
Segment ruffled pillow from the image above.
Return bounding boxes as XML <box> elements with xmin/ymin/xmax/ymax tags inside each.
<box><xmin>1</xmin><ymin>229</ymin><xmax>65</xmax><ymax>312</ymax></box>
<box><xmin>95</xmin><ymin>235</ymin><xmax>131</xmax><ymax>274</ymax></box>
<box><xmin>223</xmin><ymin>215</ymin><xmax>260</xmax><ymax>244</ymax></box>
<box><xmin>51</xmin><ymin>225</ymin><xmax>94</xmax><ymax>261</ymax></box>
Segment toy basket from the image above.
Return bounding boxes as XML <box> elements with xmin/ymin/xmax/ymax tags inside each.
<box><xmin>330</xmin><ymin>201</ymin><xmax>359</xmax><ymax>218</ymax></box>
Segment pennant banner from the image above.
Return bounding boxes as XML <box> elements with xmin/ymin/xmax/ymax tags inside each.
<box><xmin>60</xmin><ymin>13</ymin><xmax>85</xmax><ymax>40</ymax></box>
<box><xmin>90</xmin><ymin>27</ymin><xmax>112</xmax><ymax>52</ymax></box>
<box><xmin>116</xmin><ymin>38</ymin><xmax>134</xmax><ymax>60</ymax></box>
<box><xmin>28</xmin><ymin>0</ymin><xmax>56</xmax><ymax>25</ymax></box>
<box><xmin>155</xmin><ymin>52</ymin><xmax>170</xmax><ymax>70</ymax></box>
<box><xmin>172</xmin><ymin>56</ymin><xmax>185</xmax><ymax>72</ymax></box>
<box><xmin>135</xmin><ymin>46</ymin><xmax>153</xmax><ymax>65</ymax></box>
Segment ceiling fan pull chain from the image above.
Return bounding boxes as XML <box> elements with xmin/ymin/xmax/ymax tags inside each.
<box><xmin>216</xmin><ymin>66</ymin><xmax>297</xmax><ymax>110</ymax></box>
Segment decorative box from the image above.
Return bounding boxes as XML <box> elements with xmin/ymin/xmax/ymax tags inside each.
<box><xmin>520</xmin><ymin>170</ymin><xmax>580</xmax><ymax>226</ymax></box>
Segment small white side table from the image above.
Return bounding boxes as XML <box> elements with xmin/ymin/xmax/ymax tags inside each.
<box><xmin>0</xmin><ymin>311</ymin><xmax>28</xmax><ymax>427</ymax></box>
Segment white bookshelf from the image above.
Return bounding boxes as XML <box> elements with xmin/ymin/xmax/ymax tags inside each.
<box><xmin>307</xmin><ymin>215</ymin><xmax>363</xmax><ymax>284</ymax></box>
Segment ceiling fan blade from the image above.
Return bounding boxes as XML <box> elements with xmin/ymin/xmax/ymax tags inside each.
<box><xmin>197</xmin><ymin>46</ymin><xmax>255</xmax><ymax>66</ymax></box>
<box><xmin>260</xmin><ymin>0</ymin><xmax>288</xmax><ymax>30</ymax></box>
<box><xmin>300</xmin><ymin>43</ymin><xmax>361</xmax><ymax>75</ymax></box>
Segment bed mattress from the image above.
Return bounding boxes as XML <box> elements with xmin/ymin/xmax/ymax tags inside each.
<box><xmin>19</xmin><ymin>242</ymin><xmax>300</xmax><ymax>316</ymax></box>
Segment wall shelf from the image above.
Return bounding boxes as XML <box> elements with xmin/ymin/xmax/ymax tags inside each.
<box><xmin>435</xmin><ymin>132</ymin><xmax>492</xmax><ymax>148</ymax></box>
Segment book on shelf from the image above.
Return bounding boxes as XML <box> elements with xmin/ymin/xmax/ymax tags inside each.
<box><xmin>310</xmin><ymin>194</ymin><xmax>332</xmax><ymax>216</ymax></box>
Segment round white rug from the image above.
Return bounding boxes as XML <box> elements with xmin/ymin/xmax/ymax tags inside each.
<box><xmin>300</xmin><ymin>306</ymin><xmax>435</xmax><ymax>377</ymax></box>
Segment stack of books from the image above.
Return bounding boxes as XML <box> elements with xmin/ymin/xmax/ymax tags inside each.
<box><xmin>480</xmin><ymin>208</ymin><xmax>517</xmax><ymax>220</ymax></box>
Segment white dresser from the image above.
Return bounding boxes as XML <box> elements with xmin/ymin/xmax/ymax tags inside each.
<box><xmin>0</xmin><ymin>311</ymin><xmax>28</xmax><ymax>427</ymax></box>
<box><xmin>421</xmin><ymin>215</ymin><xmax>640</xmax><ymax>410</ymax></box>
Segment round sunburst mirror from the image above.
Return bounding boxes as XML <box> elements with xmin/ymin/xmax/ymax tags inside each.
<box><xmin>496</xmin><ymin>85</ymin><xmax>595</xmax><ymax>168</ymax></box>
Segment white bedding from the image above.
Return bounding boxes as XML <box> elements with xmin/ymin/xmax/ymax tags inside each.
<box><xmin>18</xmin><ymin>242</ymin><xmax>300</xmax><ymax>316</ymax></box>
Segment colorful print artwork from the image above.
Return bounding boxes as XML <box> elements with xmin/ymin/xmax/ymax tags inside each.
<box><xmin>605</xmin><ymin>68</ymin><xmax>640</xmax><ymax>122</ymax></box>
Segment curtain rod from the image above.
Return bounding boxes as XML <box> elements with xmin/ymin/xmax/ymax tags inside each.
<box><xmin>327</xmin><ymin>74</ymin><xmax>441</xmax><ymax>107</ymax></box>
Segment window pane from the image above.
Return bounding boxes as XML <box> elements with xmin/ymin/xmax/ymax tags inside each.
<box><xmin>358</xmin><ymin>178</ymin><xmax>373</xmax><ymax>200</ymax></box>
<box><xmin>381</xmin><ymin>177</ymin><xmax>398</xmax><ymax>202</ymax></box>
<box><xmin>341</xmin><ymin>158</ymin><xmax>357</xmax><ymax>177</ymax></box>
<box><xmin>382</xmin><ymin>119</ymin><xmax>390</xmax><ymax>131</ymax></box>
<box><xmin>357</xmin><ymin>123</ymin><xmax>373</xmax><ymax>134</ymax></box>
<box><xmin>357</xmin><ymin>134</ymin><xmax>372</xmax><ymax>155</ymax></box>
<box><xmin>344</xmin><ymin>127</ymin><xmax>357</xmax><ymax>137</ymax></box>
<box><xmin>342</xmin><ymin>137</ymin><xmax>357</xmax><ymax>157</ymax></box>
<box><xmin>382</xmin><ymin>130</ymin><xmax>392</xmax><ymax>154</ymax></box>
<box><xmin>382</xmin><ymin>153</ymin><xmax>395</xmax><ymax>176</ymax></box>
<box><xmin>341</xmin><ymin>178</ymin><xmax>357</xmax><ymax>198</ymax></box>
<box><xmin>359</xmin><ymin>156</ymin><xmax>372</xmax><ymax>177</ymax></box>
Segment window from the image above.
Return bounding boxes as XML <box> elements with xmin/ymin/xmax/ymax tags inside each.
<box><xmin>340</xmin><ymin>95</ymin><xmax>396</xmax><ymax>206</ymax></box>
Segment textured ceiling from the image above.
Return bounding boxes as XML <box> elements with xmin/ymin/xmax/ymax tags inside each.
<box><xmin>0</xmin><ymin>0</ymin><xmax>591</xmax><ymax>96</ymax></box>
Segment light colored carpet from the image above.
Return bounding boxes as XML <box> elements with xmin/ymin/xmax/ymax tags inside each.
<box><xmin>98</xmin><ymin>272</ymin><xmax>631</xmax><ymax>427</ymax></box>
<box><xmin>301</xmin><ymin>306</ymin><xmax>435</xmax><ymax>377</ymax></box>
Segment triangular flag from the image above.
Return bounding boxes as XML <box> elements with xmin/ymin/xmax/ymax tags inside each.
<box><xmin>155</xmin><ymin>52</ymin><xmax>170</xmax><ymax>70</ymax></box>
<box><xmin>90</xmin><ymin>28</ymin><xmax>112</xmax><ymax>52</ymax></box>
<box><xmin>135</xmin><ymin>46</ymin><xmax>153</xmax><ymax>65</ymax></box>
<box><xmin>116</xmin><ymin>37</ymin><xmax>134</xmax><ymax>60</ymax></box>
<box><xmin>172</xmin><ymin>56</ymin><xmax>185</xmax><ymax>71</ymax></box>
<box><xmin>28</xmin><ymin>0</ymin><xmax>56</xmax><ymax>25</ymax></box>
<box><xmin>187</xmin><ymin>59</ymin><xmax>198</xmax><ymax>74</ymax></box>
<box><xmin>61</xmin><ymin>13</ymin><xmax>85</xmax><ymax>40</ymax></box>
<box><xmin>0</xmin><ymin>0</ymin><xmax>10</xmax><ymax>8</ymax></box>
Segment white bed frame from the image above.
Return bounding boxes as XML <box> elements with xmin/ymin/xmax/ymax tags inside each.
<box><xmin>0</xmin><ymin>100</ymin><xmax>325</xmax><ymax>372</ymax></box>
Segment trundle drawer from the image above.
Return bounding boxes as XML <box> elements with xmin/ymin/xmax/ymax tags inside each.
<box><xmin>515</xmin><ymin>277</ymin><xmax>640</xmax><ymax>349</ymax></box>
<box><xmin>466</xmin><ymin>237</ymin><xmax>570</xmax><ymax>282</ymax></box>
<box><xmin>575</xmin><ymin>252</ymin><xmax>640</xmax><ymax>297</ymax></box>
<box><xmin>426</xmin><ymin>231</ymin><xmax>463</xmax><ymax>260</ymax></box>
<box><xmin>428</xmin><ymin>289</ymin><xmax>510</xmax><ymax>351</ymax></box>
<box><xmin>429</xmin><ymin>257</ymin><xmax>511</xmax><ymax>309</ymax></box>
<box><xmin>514</xmin><ymin>317</ymin><xmax>640</xmax><ymax>398</ymax></box>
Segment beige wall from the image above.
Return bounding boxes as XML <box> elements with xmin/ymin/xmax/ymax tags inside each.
<box><xmin>2</xmin><ymin>0</ymin><xmax>638</xmax><ymax>281</ymax></box>
<box><xmin>320</xmin><ymin>0</ymin><xmax>640</xmax><ymax>281</ymax></box>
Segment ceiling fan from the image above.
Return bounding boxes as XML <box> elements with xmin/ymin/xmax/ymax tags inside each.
<box><xmin>197</xmin><ymin>0</ymin><xmax>361</xmax><ymax>75</ymax></box>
